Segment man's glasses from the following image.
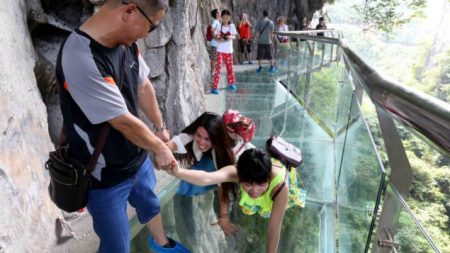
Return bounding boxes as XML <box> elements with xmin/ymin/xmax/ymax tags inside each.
<box><xmin>122</xmin><ymin>0</ymin><xmax>159</xmax><ymax>33</ymax></box>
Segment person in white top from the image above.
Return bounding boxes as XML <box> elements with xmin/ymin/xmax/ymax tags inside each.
<box><xmin>275</xmin><ymin>16</ymin><xmax>290</xmax><ymax>67</ymax></box>
<box><xmin>208</xmin><ymin>9</ymin><xmax>221</xmax><ymax>77</ymax></box>
<box><xmin>210</xmin><ymin>9</ymin><xmax>237</xmax><ymax>95</ymax></box>
<box><xmin>276</xmin><ymin>16</ymin><xmax>289</xmax><ymax>43</ymax></box>
<box><xmin>167</xmin><ymin>110</ymin><xmax>256</xmax><ymax>235</ymax></box>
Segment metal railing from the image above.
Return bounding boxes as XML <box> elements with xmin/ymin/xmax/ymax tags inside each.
<box><xmin>274</xmin><ymin>30</ymin><xmax>448</xmax><ymax>253</ymax></box>
<box><xmin>275</xmin><ymin>30</ymin><xmax>450</xmax><ymax>156</ymax></box>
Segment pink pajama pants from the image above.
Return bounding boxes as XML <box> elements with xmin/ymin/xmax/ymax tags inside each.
<box><xmin>211</xmin><ymin>52</ymin><xmax>236</xmax><ymax>89</ymax></box>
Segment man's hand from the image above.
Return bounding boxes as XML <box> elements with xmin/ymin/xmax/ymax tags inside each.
<box><xmin>155</xmin><ymin>129</ymin><xmax>170</xmax><ymax>142</ymax></box>
<box><xmin>154</xmin><ymin>146</ymin><xmax>176</xmax><ymax>171</ymax></box>
<box><xmin>166</xmin><ymin>161</ymin><xmax>180</xmax><ymax>176</ymax></box>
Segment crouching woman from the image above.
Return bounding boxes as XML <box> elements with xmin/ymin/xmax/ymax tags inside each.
<box><xmin>167</xmin><ymin>148</ymin><xmax>304</xmax><ymax>253</ymax></box>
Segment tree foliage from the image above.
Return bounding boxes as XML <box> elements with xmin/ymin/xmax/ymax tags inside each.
<box><xmin>354</xmin><ymin>0</ymin><xmax>427</xmax><ymax>32</ymax></box>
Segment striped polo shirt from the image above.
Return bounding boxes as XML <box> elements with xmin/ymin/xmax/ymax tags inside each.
<box><xmin>56</xmin><ymin>29</ymin><xmax>150</xmax><ymax>188</ymax></box>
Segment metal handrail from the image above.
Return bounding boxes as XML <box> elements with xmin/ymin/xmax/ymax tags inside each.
<box><xmin>274</xmin><ymin>31</ymin><xmax>450</xmax><ymax>156</ymax></box>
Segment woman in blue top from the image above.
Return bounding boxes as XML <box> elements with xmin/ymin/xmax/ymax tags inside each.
<box><xmin>167</xmin><ymin>111</ymin><xmax>257</xmax><ymax>234</ymax></box>
<box><xmin>167</xmin><ymin>112</ymin><xmax>235</xmax><ymax>196</ymax></box>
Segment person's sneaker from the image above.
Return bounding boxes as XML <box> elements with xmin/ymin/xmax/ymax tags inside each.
<box><xmin>227</xmin><ymin>84</ymin><xmax>237</xmax><ymax>92</ymax></box>
<box><xmin>256</xmin><ymin>66</ymin><xmax>263</xmax><ymax>73</ymax></box>
<box><xmin>210</xmin><ymin>89</ymin><xmax>220</xmax><ymax>95</ymax></box>
<box><xmin>148</xmin><ymin>236</ymin><xmax>191</xmax><ymax>253</ymax></box>
<box><xmin>268</xmin><ymin>66</ymin><xmax>276</xmax><ymax>75</ymax></box>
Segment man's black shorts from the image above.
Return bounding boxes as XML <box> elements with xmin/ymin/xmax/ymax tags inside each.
<box><xmin>257</xmin><ymin>44</ymin><xmax>273</xmax><ymax>60</ymax></box>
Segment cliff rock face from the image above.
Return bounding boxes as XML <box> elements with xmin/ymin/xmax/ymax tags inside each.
<box><xmin>0</xmin><ymin>0</ymin><xmax>60</xmax><ymax>252</ymax></box>
<box><xmin>143</xmin><ymin>0</ymin><xmax>208</xmax><ymax>133</ymax></box>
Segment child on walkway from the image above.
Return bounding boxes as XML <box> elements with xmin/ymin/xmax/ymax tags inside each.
<box><xmin>167</xmin><ymin>148</ymin><xmax>305</xmax><ymax>253</ymax></box>
<box><xmin>211</xmin><ymin>9</ymin><xmax>238</xmax><ymax>95</ymax></box>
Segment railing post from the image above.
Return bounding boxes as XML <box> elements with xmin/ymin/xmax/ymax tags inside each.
<box><xmin>371</xmin><ymin>108</ymin><xmax>413</xmax><ymax>253</ymax></box>
<box><xmin>304</xmin><ymin>41</ymin><xmax>314</xmax><ymax>107</ymax></box>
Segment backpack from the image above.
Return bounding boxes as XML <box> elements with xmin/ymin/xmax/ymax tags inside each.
<box><xmin>266</xmin><ymin>136</ymin><xmax>302</xmax><ymax>170</ymax></box>
<box><xmin>206</xmin><ymin>25</ymin><xmax>214</xmax><ymax>41</ymax></box>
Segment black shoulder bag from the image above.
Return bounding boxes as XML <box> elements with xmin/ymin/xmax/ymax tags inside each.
<box><xmin>46</xmin><ymin>48</ymin><xmax>127</xmax><ymax>212</ymax></box>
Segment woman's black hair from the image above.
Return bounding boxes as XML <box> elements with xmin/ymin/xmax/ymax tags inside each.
<box><xmin>221</xmin><ymin>9</ymin><xmax>231</xmax><ymax>17</ymax></box>
<box><xmin>180</xmin><ymin>112</ymin><xmax>236</xmax><ymax>197</ymax></box>
<box><xmin>211</xmin><ymin>9</ymin><xmax>219</xmax><ymax>19</ymax></box>
<box><xmin>237</xmin><ymin>149</ymin><xmax>272</xmax><ymax>184</ymax></box>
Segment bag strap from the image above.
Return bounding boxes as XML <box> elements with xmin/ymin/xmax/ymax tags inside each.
<box><xmin>271</xmin><ymin>165</ymin><xmax>289</xmax><ymax>200</ymax></box>
<box><xmin>259</xmin><ymin>20</ymin><xmax>270</xmax><ymax>35</ymax></box>
<box><xmin>86</xmin><ymin>47</ymin><xmax>128</xmax><ymax>173</ymax></box>
<box><xmin>272</xmin><ymin>181</ymin><xmax>286</xmax><ymax>201</ymax></box>
<box><xmin>58</xmin><ymin>47</ymin><xmax>128</xmax><ymax>173</ymax></box>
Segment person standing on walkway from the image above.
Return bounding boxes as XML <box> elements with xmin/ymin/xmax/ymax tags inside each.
<box><xmin>237</xmin><ymin>13</ymin><xmax>252</xmax><ymax>65</ymax></box>
<box><xmin>316</xmin><ymin>17</ymin><xmax>327</xmax><ymax>36</ymax></box>
<box><xmin>208</xmin><ymin>9</ymin><xmax>221</xmax><ymax>77</ymax></box>
<box><xmin>254</xmin><ymin>10</ymin><xmax>276</xmax><ymax>75</ymax></box>
<box><xmin>276</xmin><ymin>16</ymin><xmax>289</xmax><ymax>44</ymax></box>
<box><xmin>56</xmin><ymin>1</ymin><xmax>190</xmax><ymax>252</ymax></box>
<box><xmin>210</xmin><ymin>9</ymin><xmax>237</xmax><ymax>95</ymax></box>
<box><xmin>275</xmin><ymin>16</ymin><xmax>290</xmax><ymax>67</ymax></box>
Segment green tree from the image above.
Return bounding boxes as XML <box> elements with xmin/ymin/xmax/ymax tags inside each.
<box><xmin>354</xmin><ymin>0</ymin><xmax>427</xmax><ymax>32</ymax></box>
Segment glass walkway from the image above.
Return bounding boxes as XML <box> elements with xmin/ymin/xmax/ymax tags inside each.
<box><xmin>130</xmin><ymin>31</ymin><xmax>449</xmax><ymax>253</ymax></box>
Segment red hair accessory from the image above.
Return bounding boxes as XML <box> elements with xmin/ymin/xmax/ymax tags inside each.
<box><xmin>223</xmin><ymin>109</ymin><xmax>255</xmax><ymax>143</ymax></box>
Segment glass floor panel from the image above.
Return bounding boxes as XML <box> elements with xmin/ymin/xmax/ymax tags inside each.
<box><xmin>131</xmin><ymin>58</ymin><xmax>383</xmax><ymax>252</ymax></box>
<box><xmin>131</xmin><ymin>192</ymin><xmax>335</xmax><ymax>253</ymax></box>
<box><xmin>131</xmin><ymin>68</ymin><xmax>339</xmax><ymax>252</ymax></box>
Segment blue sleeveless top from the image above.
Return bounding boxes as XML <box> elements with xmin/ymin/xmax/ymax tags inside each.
<box><xmin>176</xmin><ymin>155</ymin><xmax>217</xmax><ymax>196</ymax></box>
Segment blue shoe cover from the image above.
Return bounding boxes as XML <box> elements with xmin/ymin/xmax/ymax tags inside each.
<box><xmin>268</xmin><ymin>66</ymin><xmax>276</xmax><ymax>75</ymax></box>
<box><xmin>148</xmin><ymin>236</ymin><xmax>191</xmax><ymax>253</ymax></box>
<box><xmin>227</xmin><ymin>84</ymin><xmax>237</xmax><ymax>92</ymax></box>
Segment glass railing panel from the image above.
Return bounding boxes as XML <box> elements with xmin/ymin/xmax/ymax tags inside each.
<box><xmin>300</xmin><ymin>139</ymin><xmax>336</xmax><ymax>203</ymax></box>
<box><xmin>312</xmin><ymin>42</ymin><xmax>323</xmax><ymax>68</ymax></box>
<box><xmin>275</xmin><ymin>42</ymin><xmax>290</xmax><ymax>75</ymax></box>
<box><xmin>324</xmin><ymin>43</ymin><xmax>334</xmax><ymax>65</ymax></box>
<box><xmin>336</xmin><ymin>94</ymin><xmax>386</xmax><ymax>253</ymax></box>
<box><xmin>335</xmin><ymin>68</ymin><xmax>354</xmax><ymax>133</ymax></box>
<box><xmin>270</xmin><ymin>104</ymin><xmax>332</xmax><ymax>141</ymax></box>
<box><xmin>305</xmin><ymin>62</ymin><xmax>346</xmax><ymax>134</ymax></box>
<box><xmin>287</xmin><ymin>41</ymin><xmax>308</xmax><ymax>75</ymax></box>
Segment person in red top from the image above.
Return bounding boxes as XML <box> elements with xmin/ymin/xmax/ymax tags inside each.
<box><xmin>238</xmin><ymin>13</ymin><xmax>252</xmax><ymax>64</ymax></box>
